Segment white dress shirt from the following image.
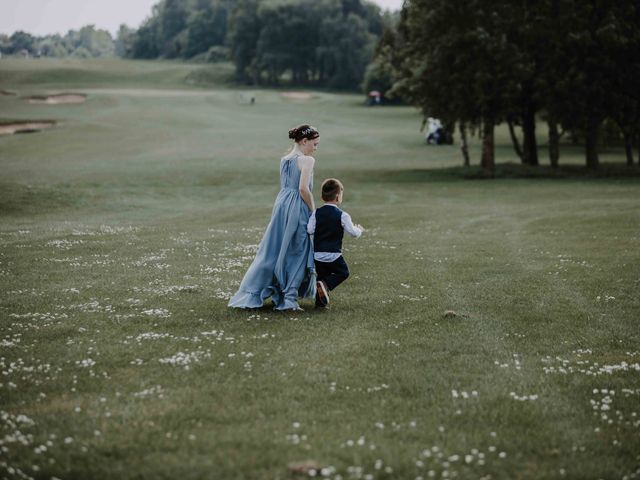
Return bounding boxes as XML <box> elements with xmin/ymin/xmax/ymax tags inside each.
<box><xmin>307</xmin><ymin>204</ymin><xmax>362</xmax><ymax>262</ymax></box>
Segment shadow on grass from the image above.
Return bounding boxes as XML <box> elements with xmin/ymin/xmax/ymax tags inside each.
<box><xmin>0</xmin><ymin>182</ymin><xmax>81</xmax><ymax>216</ymax></box>
<box><xmin>360</xmin><ymin>162</ymin><xmax>640</xmax><ymax>183</ymax></box>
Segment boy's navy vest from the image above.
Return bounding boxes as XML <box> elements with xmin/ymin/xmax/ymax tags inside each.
<box><xmin>314</xmin><ymin>205</ymin><xmax>344</xmax><ymax>253</ymax></box>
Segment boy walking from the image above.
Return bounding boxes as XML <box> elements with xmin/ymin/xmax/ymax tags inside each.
<box><xmin>307</xmin><ymin>178</ymin><xmax>364</xmax><ymax>308</ymax></box>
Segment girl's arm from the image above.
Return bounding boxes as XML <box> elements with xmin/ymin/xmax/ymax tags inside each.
<box><xmin>307</xmin><ymin>210</ymin><xmax>316</xmax><ymax>234</ymax></box>
<box><xmin>298</xmin><ymin>155</ymin><xmax>315</xmax><ymax>212</ymax></box>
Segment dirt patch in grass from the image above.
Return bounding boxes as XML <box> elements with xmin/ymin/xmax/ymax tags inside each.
<box><xmin>0</xmin><ymin>120</ymin><xmax>56</xmax><ymax>135</ymax></box>
<box><xmin>26</xmin><ymin>93</ymin><xmax>87</xmax><ymax>104</ymax></box>
<box><xmin>0</xmin><ymin>89</ymin><xmax>17</xmax><ymax>96</ymax></box>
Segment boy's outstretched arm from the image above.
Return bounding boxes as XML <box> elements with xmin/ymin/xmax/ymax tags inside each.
<box><xmin>341</xmin><ymin>212</ymin><xmax>363</xmax><ymax>238</ymax></box>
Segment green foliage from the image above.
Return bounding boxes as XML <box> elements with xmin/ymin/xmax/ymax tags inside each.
<box><xmin>184</xmin><ymin>1</ymin><xmax>228</xmax><ymax>58</ymax></box>
<box><xmin>125</xmin><ymin>0</ymin><xmax>387</xmax><ymax>90</ymax></box>
<box><xmin>128</xmin><ymin>0</ymin><xmax>229</xmax><ymax>60</ymax></box>
<box><xmin>361</xmin><ymin>57</ymin><xmax>393</xmax><ymax>96</ymax></box>
<box><xmin>161</xmin><ymin>0</ymin><xmax>189</xmax><ymax>46</ymax></box>
<box><xmin>8</xmin><ymin>31</ymin><xmax>36</xmax><ymax>53</ymax></box>
<box><xmin>71</xmin><ymin>46</ymin><xmax>92</xmax><ymax>59</ymax></box>
<box><xmin>0</xmin><ymin>26</ymin><xmax>116</xmax><ymax>59</ymax></box>
<box><xmin>376</xmin><ymin>0</ymin><xmax>640</xmax><ymax>170</ymax></box>
<box><xmin>70</xmin><ymin>25</ymin><xmax>116</xmax><ymax>57</ymax></box>
<box><xmin>131</xmin><ymin>18</ymin><xmax>161</xmax><ymax>59</ymax></box>
<box><xmin>115</xmin><ymin>25</ymin><xmax>135</xmax><ymax>58</ymax></box>
<box><xmin>318</xmin><ymin>12</ymin><xmax>376</xmax><ymax>89</ymax></box>
<box><xmin>249</xmin><ymin>0</ymin><xmax>380</xmax><ymax>89</ymax></box>
<box><xmin>388</xmin><ymin>0</ymin><xmax>522</xmax><ymax>169</ymax></box>
<box><xmin>37</xmin><ymin>37</ymin><xmax>69</xmax><ymax>58</ymax></box>
<box><xmin>361</xmin><ymin>28</ymin><xmax>396</xmax><ymax>95</ymax></box>
<box><xmin>204</xmin><ymin>45</ymin><xmax>230</xmax><ymax>63</ymax></box>
<box><xmin>228</xmin><ymin>0</ymin><xmax>261</xmax><ymax>82</ymax></box>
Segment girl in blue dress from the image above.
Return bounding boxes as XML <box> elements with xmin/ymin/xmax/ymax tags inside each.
<box><xmin>228</xmin><ymin>124</ymin><xmax>319</xmax><ymax>311</ymax></box>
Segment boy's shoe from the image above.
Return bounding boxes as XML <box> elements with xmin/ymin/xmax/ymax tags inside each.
<box><xmin>316</xmin><ymin>281</ymin><xmax>329</xmax><ymax>307</ymax></box>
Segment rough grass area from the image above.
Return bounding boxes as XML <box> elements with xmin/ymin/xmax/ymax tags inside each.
<box><xmin>1</xmin><ymin>59</ymin><xmax>639</xmax><ymax>480</ymax></box>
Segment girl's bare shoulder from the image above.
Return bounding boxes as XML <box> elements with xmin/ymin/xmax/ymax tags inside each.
<box><xmin>298</xmin><ymin>155</ymin><xmax>315</xmax><ymax>166</ymax></box>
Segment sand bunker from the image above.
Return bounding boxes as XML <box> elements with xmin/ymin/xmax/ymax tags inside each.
<box><xmin>27</xmin><ymin>93</ymin><xmax>86</xmax><ymax>105</ymax></box>
<box><xmin>281</xmin><ymin>92</ymin><xmax>312</xmax><ymax>100</ymax></box>
<box><xmin>0</xmin><ymin>121</ymin><xmax>56</xmax><ymax>135</ymax></box>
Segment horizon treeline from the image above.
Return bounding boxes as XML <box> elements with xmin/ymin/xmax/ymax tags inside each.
<box><xmin>0</xmin><ymin>25</ymin><xmax>117</xmax><ymax>58</ymax></box>
<box><xmin>1</xmin><ymin>0</ymin><xmax>395</xmax><ymax>91</ymax></box>
<box><xmin>123</xmin><ymin>0</ymin><xmax>395</xmax><ymax>90</ymax></box>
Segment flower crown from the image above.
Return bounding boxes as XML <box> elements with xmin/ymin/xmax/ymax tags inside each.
<box><xmin>289</xmin><ymin>125</ymin><xmax>319</xmax><ymax>141</ymax></box>
<box><xmin>300</xmin><ymin>126</ymin><xmax>318</xmax><ymax>137</ymax></box>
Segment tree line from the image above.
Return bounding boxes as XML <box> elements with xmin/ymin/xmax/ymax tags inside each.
<box><xmin>1</xmin><ymin>0</ymin><xmax>393</xmax><ymax>91</ymax></box>
<box><xmin>369</xmin><ymin>0</ymin><xmax>640</xmax><ymax>169</ymax></box>
<box><xmin>124</xmin><ymin>0</ymin><xmax>393</xmax><ymax>90</ymax></box>
<box><xmin>0</xmin><ymin>25</ymin><xmax>116</xmax><ymax>58</ymax></box>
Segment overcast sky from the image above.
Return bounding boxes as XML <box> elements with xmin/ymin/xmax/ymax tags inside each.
<box><xmin>1</xmin><ymin>0</ymin><xmax>404</xmax><ymax>37</ymax></box>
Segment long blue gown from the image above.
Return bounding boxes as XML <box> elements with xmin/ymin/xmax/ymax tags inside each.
<box><xmin>228</xmin><ymin>154</ymin><xmax>316</xmax><ymax>310</ymax></box>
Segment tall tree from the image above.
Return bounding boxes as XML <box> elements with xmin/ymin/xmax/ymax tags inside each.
<box><xmin>318</xmin><ymin>13</ymin><xmax>375</xmax><ymax>89</ymax></box>
<box><xmin>228</xmin><ymin>0</ymin><xmax>261</xmax><ymax>82</ymax></box>
<box><xmin>559</xmin><ymin>0</ymin><xmax>621</xmax><ymax>169</ymax></box>
<box><xmin>606</xmin><ymin>1</ymin><xmax>640</xmax><ymax>166</ymax></box>
<box><xmin>115</xmin><ymin>25</ymin><xmax>135</xmax><ymax>57</ymax></box>
<box><xmin>502</xmin><ymin>1</ymin><xmax>547</xmax><ymax>166</ymax></box>
<box><xmin>8</xmin><ymin>31</ymin><xmax>35</xmax><ymax>54</ymax></box>
<box><xmin>160</xmin><ymin>0</ymin><xmax>189</xmax><ymax>57</ymax></box>
<box><xmin>130</xmin><ymin>17</ymin><xmax>160</xmax><ymax>59</ymax></box>
<box><xmin>388</xmin><ymin>0</ymin><xmax>519</xmax><ymax>170</ymax></box>
<box><xmin>185</xmin><ymin>0</ymin><xmax>228</xmax><ymax>59</ymax></box>
<box><xmin>37</xmin><ymin>35</ymin><xmax>69</xmax><ymax>57</ymax></box>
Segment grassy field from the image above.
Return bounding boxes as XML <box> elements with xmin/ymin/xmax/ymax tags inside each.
<box><xmin>1</xmin><ymin>58</ymin><xmax>639</xmax><ymax>480</ymax></box>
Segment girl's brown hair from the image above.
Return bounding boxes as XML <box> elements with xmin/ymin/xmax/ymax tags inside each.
<box><xmin>288</xmin><ymin>124</ymin><xmax>319</xmax><ymax>143</ymax></box>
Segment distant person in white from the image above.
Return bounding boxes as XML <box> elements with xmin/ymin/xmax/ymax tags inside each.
<box><xmin>307</xmin><ymin>178</ymin><xmax>364</xmax><ymax>308</ymax></box>
<box><xmin>425</xmin><ymin>117</ymin><xmax>443</xmax><ymax>144</ymax></box>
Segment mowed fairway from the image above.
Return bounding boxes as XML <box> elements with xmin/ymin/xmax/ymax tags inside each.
<box><xmin>1</xmin><ymin>59</ymin><xmax>639</xmax><ymax>480</ymax></box>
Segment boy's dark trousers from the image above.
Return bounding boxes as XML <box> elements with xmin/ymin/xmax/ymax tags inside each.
<box><xmin>315</xmin><ymin>256</ymin><xmax>350</xmax><ymax>291</ymax></box>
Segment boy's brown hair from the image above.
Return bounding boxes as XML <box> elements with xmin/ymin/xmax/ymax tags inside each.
<box><xmin>321</xmin><ymin>178</ymin><xmax>344</xmax><ymax>202</ymax></box>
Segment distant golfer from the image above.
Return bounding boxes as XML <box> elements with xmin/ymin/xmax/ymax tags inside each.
<box><xmin>228</xmin><ymin>124</ymin><xmax>319</xmax><ymax>311</ymax></box>
<box><xmin>425</xmin><ymin>117</ymin><xmax>443</xmax><ymax>144</ymax></box>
